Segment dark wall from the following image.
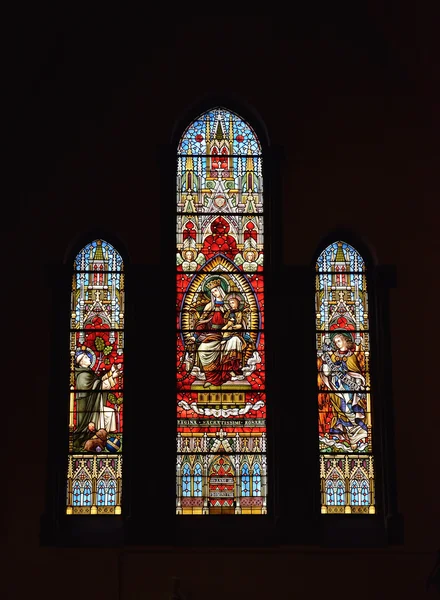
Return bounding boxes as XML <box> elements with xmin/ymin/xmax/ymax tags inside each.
<box><xmin>8</xmin><ymin>6</ymin><xmax>439</xmax><ymax>599</ymax></box>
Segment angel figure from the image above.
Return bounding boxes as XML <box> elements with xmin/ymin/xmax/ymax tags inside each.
<box><xmin>176</xmin><ymin>247</ymin><xmax>206</xmax><ymax>271</ymax></box>
<box><xmin>234</xmin><ymin>248</ymin><xmax>264</xmax><ymax>272</ymax></box>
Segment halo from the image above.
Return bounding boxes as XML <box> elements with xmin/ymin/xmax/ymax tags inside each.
<box><xmin>203</xmin><ymin>275</ymin><xmax>230</xmax><ymax>296</ymax></box>
<box><xmin>244</xmin><ymin>248</ymin><xmax>258</xmax><ymax>262</ymax></box>
<box><xmin>75</xmin><ymin>345</ymin><xmax>96</xmax><ymax>368</ymax></box>
<box><xmin>182</xmin><ymin>248</ymin><xmax>196</xmax><ymax>261</ymax></box>
<box><xmin>225</xmin><ymin>291</ymin><xmax>245</xmax><ymax>311</ymax></box>
<box><xmin>330</xmin><ymin>329</ymin><xmax>355</xmax><ymax>345</ymax></box>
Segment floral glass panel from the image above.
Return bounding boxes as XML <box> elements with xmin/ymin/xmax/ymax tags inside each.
<box><xmin>316</xmin><ymin>241</ymin><xmax>375</xmax><ymax>514</ymax></box>
<box><xmin>176</xmin><ymin>107</ymin><xmax>266</xmax><ymax>515</ymax></box>
<box><xmin>66</xmin><ymin>239</ymin><xmax>124</xmax><ymax>515</ymax></box>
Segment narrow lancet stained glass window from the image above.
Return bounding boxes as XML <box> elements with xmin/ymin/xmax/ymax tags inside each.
<box><xmin>176</xmin><ymin>107</ymin><xmax>266</xmax><ymax>514</ymax></box>
<box><xmin>316</xmin><ymin>241</ymin><xmax>375</xmax><ymax>514</ymax></box>
<box><xmin>66</xmin><ymin>239</ymin><xmax>124</xmax><ymax>515</ymax></box>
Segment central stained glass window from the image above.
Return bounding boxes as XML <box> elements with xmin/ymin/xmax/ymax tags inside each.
<box><xmin>176</xmin><ymin>107</ymin><xmax>266</xmax><ymax>514</ymax></box>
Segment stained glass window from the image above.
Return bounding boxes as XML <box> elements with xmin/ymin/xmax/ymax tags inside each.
<box><xmin>176</xmin><ymin>107</ymin><xmax>266</xmax><ymax>515</ymax></box>
<box><xmin>336</xmin><ymin>481</ymin><xmax>345</xmax><ymax>506</ymax></box>
<box><xmin>241</xmin><ymin>464</ymin><xmax>250</xmax><ymax>497</ymax></box>
<box><xmin>182</xmin><ymin>464</ymin><xmax>191</xmax><ymax>497</ymax></box>
<box><xmin>66</xmin><ymin>239</ymin><xmax>124</xmax><ymax>515</ymax></box>
<box><xmin>194</xmin><ymin>463</ymin><xmax>203</xmax><ymax>497</ymax></box>
<box><xmin>252</xmin><ymin>463</ymin><xmax>261</xmax><ymax>496</ymax></box>
<box><xmin>326</xmin><ymin>480</ymin><xmax>335</xmax><ymax>506</ymax></box>
<box><xmin>316</xmin><ymin>241</ymin><xmax>375</xmax><ymax>514</ymax></box>
<box><xmin>351</xmin><ymin>481</ymin><xmax>360</xmax><ymax>506</ymax></box>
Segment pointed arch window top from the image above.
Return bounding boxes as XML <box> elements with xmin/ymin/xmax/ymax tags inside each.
<box><xmin>316</xmin><ymin>241</ymin><xmax>365</xmax><ymax>273</ymax></box>
<box><xmin>74</xmin><ymin>239</ymin><xmax>124</xmax><ymax>272</ymax></box>
<box><xmin>178</xmin><ymin>107</ymin><xmax>262</xmax><ymax>156</ymax></box>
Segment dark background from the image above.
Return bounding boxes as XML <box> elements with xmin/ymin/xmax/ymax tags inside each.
<box><xmin>7</xmin><ymin>3</ymin><xmax>439</xmax><ymax>598</ymax></box>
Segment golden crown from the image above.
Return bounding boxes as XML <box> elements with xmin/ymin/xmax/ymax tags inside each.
<box><xmin>205</xmin><ymin>278</ymin><xmax>222</xmax><ymax>291</ymax></box>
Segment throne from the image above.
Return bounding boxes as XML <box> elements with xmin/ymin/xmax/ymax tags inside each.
<box><xmin>191</xmin><ymin>379</ymin><xmax>250</xmax><ymax>409</ymax></box>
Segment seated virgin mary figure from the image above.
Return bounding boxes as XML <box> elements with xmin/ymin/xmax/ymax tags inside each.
<box><xmin>187</xmin><ymin>279</ymin><xmax>247</xmax><ymax>387</ymax></box>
